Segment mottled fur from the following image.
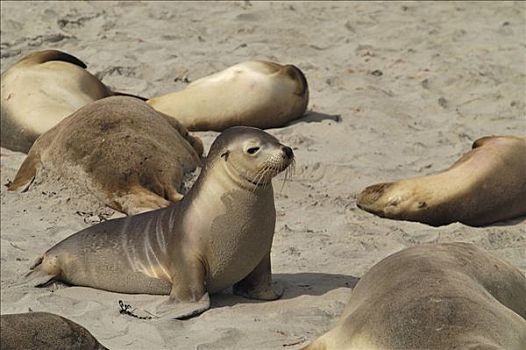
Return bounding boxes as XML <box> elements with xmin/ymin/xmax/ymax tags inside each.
<box><xmin>8</xmin><ymin>96</ymin><xmax>203</xmax><ymax>215</ymax></box>
<box><xmin>1</xmin><ymin>312</ymin><xmax>107</xmax><ymax>350</ymax></box>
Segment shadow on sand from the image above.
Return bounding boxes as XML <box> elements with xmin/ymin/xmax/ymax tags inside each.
<box><xmin>286</xmin><ymin>111</ymin><xmax>341</xmax><ymax>127</ymax></box>
<box><xmin>211</xmin><ymin>272</ymin><xmax>358</xmax><ymax>308</ymax></box>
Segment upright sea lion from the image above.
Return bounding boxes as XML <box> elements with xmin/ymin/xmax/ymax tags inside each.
<box><xmin>7</xmin><ymin>96</ymin><xmax>203</xmax><ymax>215</ymax></box>
<box><xmin>357</xmin><ymin>136</ymin><xmax>526</xmax><ymax>226</ymax></box>
<box><xmin>147</xmin><ymin>60</ymin><xmax>309</xmax><ymax>131</ymax></box>
<box><xmin>0</xmin><ymin>49</ymin><xmax>144</xmax><ymax>153</ymax></box>
<box><xmin>26</xmin><ymin>126</ymin><xmax>294</xmax><ymax>319</ymax></box>
<box><xmin>1</xmin><ymin>312</ymin><xmax>108</xmax><ymax>350</ymax></box>
<box><xmin>304</xmin><ymin>242</ymin><xmax>526</xmax><ymax>350</ymax></box>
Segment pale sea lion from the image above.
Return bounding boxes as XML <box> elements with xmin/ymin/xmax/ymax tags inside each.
<box><xmin>304</xmin><ymin>242</ymin><xmax>526</xmax><ymax>350</ymax></box>
<box><xmin>147</xmin><ymin>60</ymin><xmax>309</xmax><ymax>131</ymax></box>
<box><xmin>357</xmin><ymin>136</ymin><xmax>526</xmax><ymax>226</ymax></box>
<box><xmin>7</xmin><ymin>96</ymin><xmax>203</xmax><ymax>215</ymax></box>
<box><xmin>1</xmin><ymin>312</ymin><xmax>108</xmax><ymax>350</ymax></box>
<box><xmin>1</xmin><ymin>49</ymin><xmax>144</xmax><ymax>153</ymax></box>
<box><xmin>26</xmin><ymin>126</ymin><xmax>294</xmax><ymax>319</ymax></box>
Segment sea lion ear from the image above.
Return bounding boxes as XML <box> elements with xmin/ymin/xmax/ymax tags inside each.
<box><xmin>220</xmin><ymin>150</ymin><xmax>229</xmax><ymax>161</ymax></box>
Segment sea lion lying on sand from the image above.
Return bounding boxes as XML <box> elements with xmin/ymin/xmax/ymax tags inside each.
<box><xmin>357</xmin><ymin>136</ymin><xmax>526</xmax><ymax>226</ymax></box>
<box><xmin>7</xmin><ymin>96</ymin><xmax>202</xmax><ymax>215</ymax></box>
<box><xmin>304</xmin><ymin>242</ymin><xmax>526</xmax><ymax>350</ymax></box>
<box><xmin>1</xmin><ymin>49</ymin><xmax>144</xmax><ymax>153</ymax></box>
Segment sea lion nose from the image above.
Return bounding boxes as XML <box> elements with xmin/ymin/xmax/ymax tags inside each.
<box><xmin>282</xmin><ymin>146</ymin><xmax>294</xmax><ymax>159</ymax></box>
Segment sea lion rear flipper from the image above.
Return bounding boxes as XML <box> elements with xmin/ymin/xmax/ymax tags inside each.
<box><xmin>6</xmin><ymin>152</ymin><xmax>40</xmax><ymax>192</ymax></box>
<box><xmin>24</xmin><ymin>255</ymin><xmax>58</xmax><ymax>287</ymax></box>
<box><xmin>112</xmin><ymin>186</ymin><xmax>171</xmax><ymax>215</ymax></box>
<box><xmin>24</xmin><ymin>268</ymin><xmax>57</xmax><ymax>287</ymax></box>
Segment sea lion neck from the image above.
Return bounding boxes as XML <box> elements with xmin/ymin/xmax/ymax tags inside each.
<box><xmin>186</xmin><ymin>159</ymin><xmax>272</xmax><ymax>203</ymax></box>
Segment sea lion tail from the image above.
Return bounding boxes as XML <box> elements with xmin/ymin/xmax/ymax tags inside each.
<box><xmin>24</xmin><ymin>255</ymin><xmax>58</xmax><ymax>287</ymax></box>
<box><xmin>18</xmin><ymin>49</ymin><xmax>87</xmax><ymax>68</ymax></box>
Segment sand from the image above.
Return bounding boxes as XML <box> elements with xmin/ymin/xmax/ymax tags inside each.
<box><xmin>1</xmin><ymin>1</ymin><xmax>525</xmax><ymax>349</ymax></box>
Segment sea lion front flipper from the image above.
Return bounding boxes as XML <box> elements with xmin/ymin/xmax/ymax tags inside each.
<box><xmin>233</xmin><ymin>253</ymin><xmax>283</xmax><ymax>300</ymax></box>
<box><xmin>130</xmin><ymin>260</ymin><xmax>209</xmax><ymax>320</ymax></box>
<box><xmin>119</xmin><ymin>292</ymin><xmax>210</xmax><ymax>320</ymax></box>
<box><xmin>152</xmin><ymin>292</ymin><xmax>210</xmax><ymax>320</ymax></box>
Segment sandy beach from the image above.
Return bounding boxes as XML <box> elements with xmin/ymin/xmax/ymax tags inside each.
<box><xmin>1</xmin><ymin>1</ymin><xmax>525</xmax><ymax>349</ymax></box>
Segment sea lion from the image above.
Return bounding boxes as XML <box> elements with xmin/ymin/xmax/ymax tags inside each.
<box><xmin>26</xmin><ymin>126</ymin><xmax>294</xmax><ymax>319</ymax></box>
<box><xmin>304</xmin><ymin>242</ymin><xmax>526</xmax><ymax>350</ymax></box>
<box><xmin>0</xmin><ymin>49</ymin><xmax>145</xmax><ymax>153</ymax></box>
<box><xmin>7</xmin><ymin>96</ymin><xmax>203</xmax><ymax>215</ymax></box>
<box><xmin>1</xmin><ymin>312</ymin><xmax>108</xmax><ymax>350</ymax></box>
<box><xmin>357</xmin><ymin>136</ymin><xmax>526</xmax><ymax>226</ymax></box>
<box><xmin>147</xmin><ymin>60</ymin><xmax>309</xmax><ymax>131</ymax></box>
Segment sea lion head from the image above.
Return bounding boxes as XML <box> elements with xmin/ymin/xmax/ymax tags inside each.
<box><xmin>357</xmin><ymin>182</ymin><xmax>431</xmax><ymax>219</ymax></box>
<box><xmin>207</xmin><ymin>126</ymin><xmax>294</xmax><ymax>187</ymax></box>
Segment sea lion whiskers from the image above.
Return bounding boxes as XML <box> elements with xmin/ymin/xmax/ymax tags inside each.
<box><xmin>250</xmin><ymin>165</ymin><xmax>275</xmax><ymax>193</ymax></box>
<box><xmin>279</xmin><ymin>158</ymin><xmax>295</xmax><ymax>193</ymax></box>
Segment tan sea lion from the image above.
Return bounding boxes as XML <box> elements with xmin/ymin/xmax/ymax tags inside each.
<box><xmin>0</xmin><ymin>49</ymin><xmax>144</xmax><ymax>153</ymax></box>
<box><xmin>7</xmin><ymin>96</ymin><xmax>203</xmax><ymax>215</ymax></box>
<box><xmin>147</xmin><ymin>60</ymin><xmax>309</xmax><ymax>131</ymax></box>
<box><xmin>26</xmin><ymin>126</ymin><xmax>294</xmax><ymax>319</ymax></box>
<box><xmin>1</xmin><ymin>312</ymin><xmax>108</xmax><ymax>350</ymax></box>
<box><xmin>304</xmin><ymin>242</ymin><xmax>526</xmax><ymax>350</ymax></box>
<box><xmin>357</xmin><ymin>136</ymin><xmax>526</xmax><ymax>226</ymax></box>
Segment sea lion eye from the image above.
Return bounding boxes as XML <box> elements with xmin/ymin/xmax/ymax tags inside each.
<box><xmin>247</xmin><ymin>147</ymin><xmax>260</xmax><ymax>154</ymax></box>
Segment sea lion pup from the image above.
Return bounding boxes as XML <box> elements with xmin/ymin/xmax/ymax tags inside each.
<box><xmin>26</xmin><ymin>126</ymin><xmax>294</xmax><ymax>319</ymax></box>
<box><xmin>7</xmin><ymin>96</ymin><xmax>203</xmax><ymax>215</ymax></box>
<box><xmin>1</xmin><ymin>49</ymin><xmax>145</xmax><ymax>153</ymax></box>
<box><xmin>357</xmin><ymin>136</ymin><xmax>526</xmax><ymax>226</ymax></box>
<box><xmin>304</xmin><ymin>242</ymin><xmax>526</xmax><ymax>350</ymax></box>
<box><xmin>1</xmin><ymin>312</ymin><xmax>108</xmax><ymax>350</ymax></box>
<box><xmin>147</xmin><ymin>60</ymin><xmax>309</xmax><ymax>131</ymax></box>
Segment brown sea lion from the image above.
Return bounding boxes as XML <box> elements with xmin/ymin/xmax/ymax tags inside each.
<box><xmin>7</xmin><ymin>96</ymin><xmax>203</xmax><ymax>215</ymax></box>
<box><xmin>26</xmin><ymin>126</ymin><xmax>294</xmax><ymax>319</ymax></box>
<box><xmin>0</xmin><ymin>312</ymin><xmax>108</xmax><ymax>350</ymax></box>
<box><xmin>357</xmin><ymin>136</ymin><xmax>526</xmax><ymax>226</ymax></box>
<box><xmin>304</xmin><ymin>242</ymin><xmax>526</xmax><ymax>350</ymax></box>
<box><xmin>147</xmin><ymin>60</ymin><xmax>309</xmax><ymax>131</ymax></box>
